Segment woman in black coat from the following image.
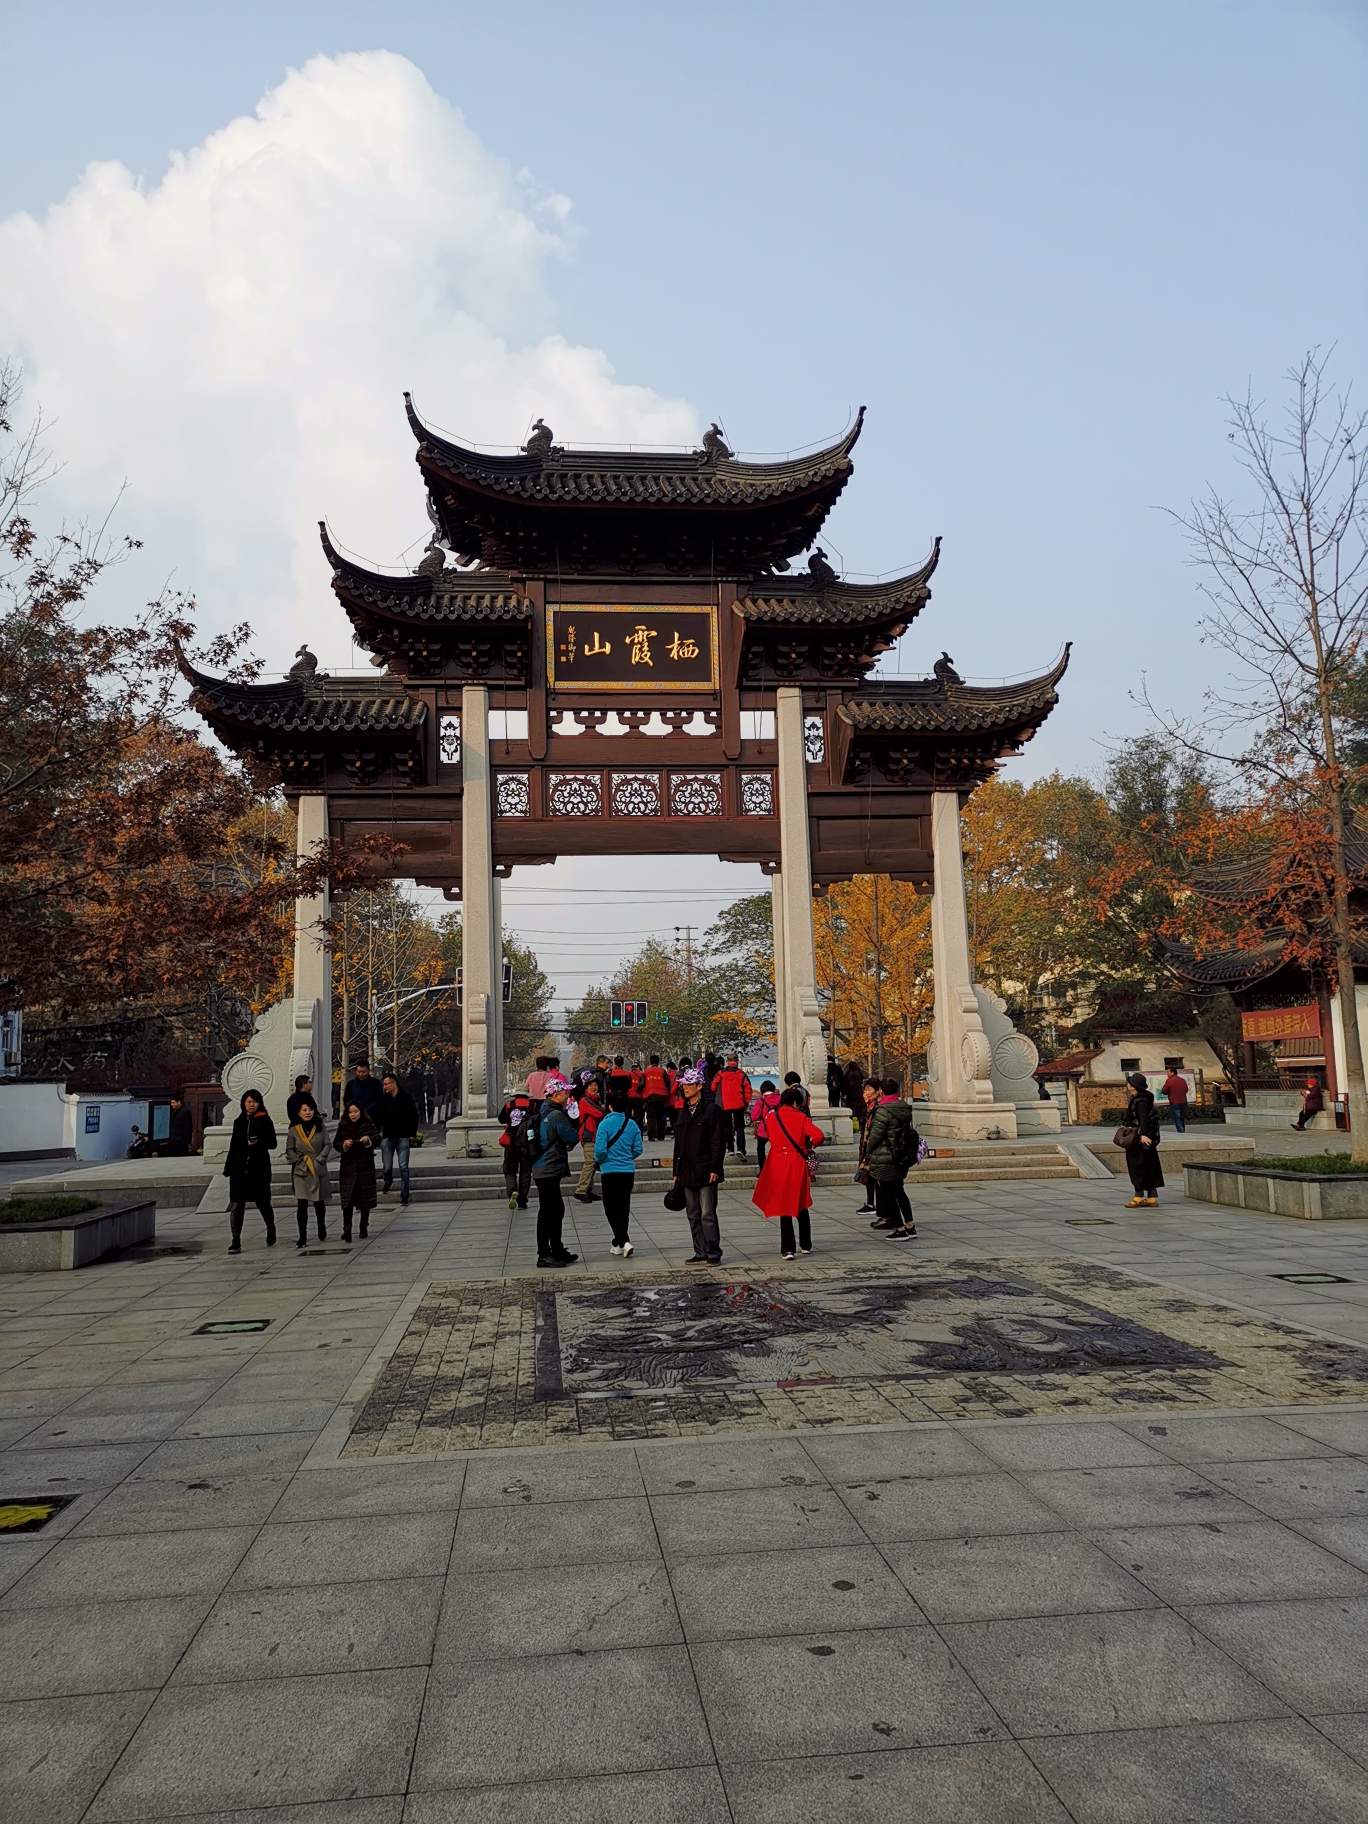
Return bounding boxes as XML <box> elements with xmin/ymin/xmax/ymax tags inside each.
<box><xmin>223</xmin><ymin>1090</ymin><xmax>277</xmax><ymax>1253</ymax></box>
<box><xmin>1123</xmin><ymin>1071</ymin><xmax>1164</xmax><ymax>1205</ymax></box>
<box><xmin>335</xmin><ymin>1097</ymin><xmax>379</xmax><ymax>1241</ymax></box>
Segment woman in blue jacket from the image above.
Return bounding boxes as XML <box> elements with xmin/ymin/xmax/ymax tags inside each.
<box><xmin>594</xmin><ymin>1091</ymin><xmax>643</xmax><ymax>1257</ymax></box>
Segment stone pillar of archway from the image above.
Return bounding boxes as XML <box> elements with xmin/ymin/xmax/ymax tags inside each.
<box><xmin>775</xmin><ymin>687</ymin><xmax>831</xmax><ymax>1122</ymax></box>
<box><xmin>447</xmin><ymin>686</ymin><xmax>504</xmax><ymax>1155</ymax></box>
<box><xmin>923</xmin><ymin>790</ymin><xmax>1058</xmax><ymax>1138</ymax></box>
<box><xmin>770</xmin><ymin>869</ymin><xmax>789</xmax><ymax>1075</ymax></box>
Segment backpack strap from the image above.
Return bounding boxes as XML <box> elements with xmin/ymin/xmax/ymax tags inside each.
<box><xmin>772</xmin><ymin>1109</ymin><xmax>813</xmax><ymax>1160</ymax></box>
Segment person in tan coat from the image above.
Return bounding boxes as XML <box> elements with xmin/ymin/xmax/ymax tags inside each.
<box><xmin>285</xmin><ymin>1098</ymin><xmax>333</xmax><ymax>1247</ymax></box>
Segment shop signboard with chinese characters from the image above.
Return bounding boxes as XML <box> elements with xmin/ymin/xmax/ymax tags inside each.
<box><xmin>1240</xmin><ymin>1003</ymin><xmax>1321</xmax><ymax>1044</ymax></box>
<box><xmin>546</xmin><ymin>606</ymin><xmax>718</xmax><ymax>692</ymax></box>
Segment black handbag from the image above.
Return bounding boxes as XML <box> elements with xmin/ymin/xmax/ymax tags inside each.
<box><xmin>662</xmin><ymin>1185</ymin><xmax>687</xmax><ymax>1211</ymax></box>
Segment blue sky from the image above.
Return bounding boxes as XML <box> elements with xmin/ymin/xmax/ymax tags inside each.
<box><xmin>2</xmin><ymin>2</ymin><xmax>1364</xmax><ymax>1001</ymax></box>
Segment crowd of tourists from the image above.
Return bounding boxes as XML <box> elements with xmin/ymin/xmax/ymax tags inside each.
<box><xmin>497</xmin><ymin>1050</ymin><xmax>923</xmax><ymax>1268</ymax></box>
<box><xmin>220</xmin><ymin>1061</ymin><xmax>420</xmax><ymax>1253</ymax></box>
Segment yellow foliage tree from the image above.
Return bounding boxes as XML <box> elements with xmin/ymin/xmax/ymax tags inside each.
<box><xmin>815</xmin><ymin>876</ymin><xmax>934</xmax><ymax>1084</ymax></box>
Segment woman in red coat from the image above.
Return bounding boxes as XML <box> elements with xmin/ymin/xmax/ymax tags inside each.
<box><xmin>751</xmin><ymin>1086</ymin><xmax>825</xmax><ymax>1258</ymax></box>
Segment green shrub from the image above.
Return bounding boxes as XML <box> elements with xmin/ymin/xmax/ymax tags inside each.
<box><xmin>0</xmin><ymin>1195</ymin><xmax>101</xmax><ymax>1225</ymax></box>
<box><xmin>1098</xmin><ymin>1105</ymin><xmax>1226</xmax><ymax>1125</ymax></box>
<box><xmin>1245</xmin><ymin>1155</ymin><xmax>1366</xmax><ymax>1176</ymax></box>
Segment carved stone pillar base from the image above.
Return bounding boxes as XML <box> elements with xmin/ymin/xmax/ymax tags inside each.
<box><xmin>445</xmin><ymin>1115</ymin><xmax>505</xmax><ymax>1159</ymax></box>
<box><xmin>918</xmin><ymin>1101</ymin><xmax>1021</xmax><ymax>1141</ymax></box>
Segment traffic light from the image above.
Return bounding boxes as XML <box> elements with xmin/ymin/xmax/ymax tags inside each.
<box><xmin>610</xmin><ymin>1000</ymin><xmax>623</xmax><ymax>1028</ymax></box>
<box><xmin>610</xmin><ymin>999</ymin><xmax>648</xmax><ymax>1029</ymax></box>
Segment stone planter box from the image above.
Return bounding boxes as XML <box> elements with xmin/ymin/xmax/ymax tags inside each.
<box><xmin>1184</xmin><ymin>1163</ymin><xmax>1368</xmax><ymax>1221</ymax></box>
<box><xmin>0</xmin><ymin>1199</ymin><xmax>156</xmax><ymax>1271</ymax></box>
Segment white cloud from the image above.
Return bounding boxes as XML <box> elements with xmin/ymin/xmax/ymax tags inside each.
<box><xmin>0</xmin><ymin>50</ymin><xmax>698</xmax><ymax>667</ymax></box>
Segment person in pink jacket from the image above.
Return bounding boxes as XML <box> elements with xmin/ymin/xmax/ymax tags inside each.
<box><xmin>750</xmin><ymin>1079</ymin><xmax>782</xmax><ymax>1168</ymax></box>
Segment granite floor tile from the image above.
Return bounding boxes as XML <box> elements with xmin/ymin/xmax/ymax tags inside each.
<box><xmin>635</xmin><ymin>1435</ymin><xmax>825</xmax><ymax>1495</ymax></box>
<box><xmin>1297</xmin><ymin>1515</ymin><xmax>1368</xmax><ymax>1571</ymax></box>
<box><xmin>1025</xmin><ymin>1717</ymin><xmax>1368</xmax><ymax>1824</ymax></box>
<box><xmin>270</xmin><ymin>1459</ymin><xmax>465</xmax><ymax>1522</ymax></box>
<box><xmin>449</xmin><ymin>1498</ymin><xmax>660</xmax><ymax>1573</ymax></box>
<box><xmin>20</xmin><ymin>1411</ymin><xmax>188</xmax><ymax>1448</ymax></box>
<box><xmin>1094</xmin><ymin>1519</ymin><xmax>1368</xmax><ymax>1605</ymax></box>
<box><xmin>693</xmin><ymin>1627</ymin><xmax>1004</xmax><ymax>1762</ymax></box>
<box><xmin>651</xmin><ymin>1484</ymin><xmax>862</xmax><ymax>1559</ymax></box>
<box><xmin>802</xmin><ymin>1426</ymin><xmax>995</xmax><ymax>1484</ymax></box>
<box><xmin>231</xmin><ymin>1510</ymin><xmax>456</xmax><ymax>1590</ymax></box>
<box><xmin>0</xmin><ymin>1689</ymin><xmax>156</xmax><ymax>1824</ymax></box>
<box><xmin>87</xmin><ymin>1668</ymin><xmax>426</xmax><ymax>1820</ymax></box>
<box><xmin>835</xmin><ymin>1471</ymin><xmax>1063</xmax><ymax>1542</ymax></box>
<box><xmin>1115</xmin><ymin>1412</ymin><xmax>1345</xmax><ymax>1465</ymax></box>
<box><xmin>1187</xmin><ymin>1595</ymin><xmax>1368</xmax><ymax>1712</ymax></box>
<box><xmin>131</xmin><ymin>1432</ymin><xmax>318</xmax><ymax>1481</ymax></box>
<box><xmin>0</xmin><ymin>1595</ymin><xmax>212</xmax><ymax>1699</ymax></box>
<box><xmin>402</xmin><ymin>1767</ymin><xmax>730</xmax><ymax>1823</ymax></box>
<box><xmin>1</xmin><ymin>1525</ymin><xmax>256</xmax><ymax>1608</ymax></box>
<box><xmin>459</xmin><ymin>1446</ymin><xmax>644</xmax><ymax>1507</ymax></box>
<box><xmin>940</xmin><ymin>1608</ymin><xmax>1287</xmax><ymax>1737</ymax></box>
<box><xmin>173</xmin><ymin>1398</ymin><xmax>340</xmax><ymax>1438</ymax></box>
<box><xmin>1275</xmin><ymin>1409</ymin><xmax>1368</xmax><ymax>1454</ymax></box>
<box><xmin>969</xmin><ymin>1420</ymin><xmax>1173</xmax><ymax>1473</ymax></box>
<box><xmin>1312</xmin><ymin>1712</ymin><xmax>1368</xmax><ymax>1768</ymax></box>
<box><xmin>411</xmin><ymin>1647</ymin><xmax>711</xmax><ymax>1790</ymax></box>
<box><xmin>671</xmin><ymin>1544</ymin><xmax>925</xmax><ymax>1641</ymax></box>
<box><xmin>885</xmin><ymin>1531</ymin><xmax>1158</xmax><ymax>1623</ymax></box>
<box><xmin>71</xmin><ymin>1475</ymin><xmax>291</xmax><ymax>1537</ymax></box>
<box><xmin>722</xmin><ymin>1741</ymin><xmax>1070</xmax><ymax>1823</ymax></box>
<box><xmin>434</xmin><ymin>1561</ymin><xmax>679</xmax><ymax>1659</ymax></box>
<box><xmin>0</xmin><ymin>1443</ymin><xmax>155</xmax><ymax>1489</ymax></box>
<box><xmin>1204</xmin><ymin>1455</ymin><xmax>1368</xmax><ymax>1519</ymax></box>
<box><xmin>175</xmin><ymin>1576</ymin><xmax>443</xmax><ymax>1682</ymax></box>
<box><xmin>1021</xmin><ymin>1464</ymin><xmax>1263</xmax><ymax>1529</ymax></box>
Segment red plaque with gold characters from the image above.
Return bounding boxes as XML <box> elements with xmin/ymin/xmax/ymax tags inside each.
<box><xmin>1240</xmin><ymin>1003</ymin><xmax>1321</xmax><ymax>1043</ymax></box>
<box><xmin>547</xmin><ymin>606</ymin><xmax>718</xmax><ymax>692</ymax></box>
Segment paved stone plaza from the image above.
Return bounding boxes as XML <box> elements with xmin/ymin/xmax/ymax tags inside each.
<box><xmin>3</xmin><ymin>1170</ymin><xmax>1368</xmax><ymax>1820</ymax></box>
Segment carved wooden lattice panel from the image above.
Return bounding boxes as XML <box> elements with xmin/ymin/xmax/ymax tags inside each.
<box><xmin>495</xmin><ymin>773</ymin><xmax>531</xmax><ymax>818</ymax></box>
<box><xmin>547</xmin><ymin>772</ymin><xmax>604</xmax><ymax>817</ymax></box>
<box><xmin>740</xmin><ymin>771</ymin><xmax>776</xmax><ymax>816</ymax></box>
<box><xmin>610</xmin><ymin>772</ymin><xmax>662</xmax><ymax>817</ymax></box>
<box><xmin>669</xmin><ymin>772</ymin><xmax>724</xmax><ymax>817</ymax></box>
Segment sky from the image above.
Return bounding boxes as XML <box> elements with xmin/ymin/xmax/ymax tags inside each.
<box><xmin>2</xmin><ymin>1</ymin><xmax>1365</xmax><ymax>1014</ymax></box>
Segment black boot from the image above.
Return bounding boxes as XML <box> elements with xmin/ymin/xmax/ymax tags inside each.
<box><xmin>264</xmin><ymin>1210</ymin><xmax>277</xmax><ymax>1246</ymax></box>
<box><xmin>316</xmin><ymin>1203</ymin><xmax>327</xmax><ymax>1241</ymax></box>
<box><xmin>296</xmin><ymin>1207</ymin><xmax>308</xmax><ymax>1248</ymax></box>
<box><xmin>359</xmin><ymin>1211</ymin><xmax>370</xmax><ymax>1239</ymax></box>
<box><xmin>342</xmin><ymin>1209</ymin><xmax>353</xmax><ymax>1243</ymax></box>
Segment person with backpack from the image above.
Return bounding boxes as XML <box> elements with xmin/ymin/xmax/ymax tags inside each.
<box><xmin>572</xmin><ymin>1079</ymin><xmax>604</xmax><ymax>1204</ymax></box>
<box><xmin>711</xmin><ymin>1054</ymin><xmax>754</xmax><ymax>1158</ymax></box>
<box><xmin>529</xmin><ymin>1075</ymin><xmax>581</xmax><ymax>1268</ymax></box>
<box><xmin>854</xmin><ymin>1078</ymin><xmax>881</xmax><ymax>1215</ymax></box>
<box><xmin>750</xmin><ymin>1078</ymin><xmax>781</xmax><ymax>1169</ymax></box>
<box><xmin>865</xmin><ymin>1075</ymin><xmax>917</xmax><ymax>1239</ymax></box>
<box><xmin>498</xmin><ymin>1089</ymin><xmax>535</xmax><ymax>1210</ymax></box>
<box><xmin>782</xmin><ymin>1071</ymin><xmax>811</xmax><ymax>1113</ymax></box>
<box><xmin>752</xmin><ymin>1085</ymin><xmax>826</xmax><ymax>1259</ymax></box>
<box><xmin>594</xmin><ymin>1091</ymin><xmax>642</xmax><ymax>1256</ymax></box>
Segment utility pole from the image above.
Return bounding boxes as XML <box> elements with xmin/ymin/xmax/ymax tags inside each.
<box><xmin>674</xmin><ymin>925</ymin><xmax>695</xmax><ymax>988</ymax></box>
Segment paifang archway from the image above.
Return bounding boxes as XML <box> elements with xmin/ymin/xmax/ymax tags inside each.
<box><xmin>183</xmin><ymin>401</ymin><xmax>1068</xmax><ymax>1148</ymax></box>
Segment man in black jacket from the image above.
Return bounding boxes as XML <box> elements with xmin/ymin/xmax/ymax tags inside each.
<box><xmin>165</xmin><ymin>1095</ymin><xmax>195</xmax><ymax>1156</ymax></box>
<box><xmin>377</xmin><ymin>1071</ymin><xmax>420</xmax><ymax>1204</ymax></box>
<box><xmin>671</xmin><ymin>1067</ymin><xmax>725</xmax><ymax>1264</ymax></box>
<box><xmin>342</xmin><ymin>1060</ymin><xmax>384</xmax><ymax>1120</ymax></box>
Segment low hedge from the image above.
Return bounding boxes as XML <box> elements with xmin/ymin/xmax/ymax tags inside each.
<box><xmin>1244</xmin><ymin>1154</ymin><xmax>1366</xmax><ymax>1176</ymax></box>
<box><xmin>0</xmin><ymin>1194</ymin><xmax>101</xmax><ymax>1225</ymax></box>
<box><xmin>1098</xmin><ymin>1105</ymin><xmax>1227</xmax><ymax>1125</ymax></box>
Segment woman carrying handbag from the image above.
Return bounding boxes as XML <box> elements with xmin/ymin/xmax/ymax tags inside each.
<box><xmin>751</xmin><ymin>1086</ymin><xmax>826</xmax><ymax>1259</ymax></box>
<box><xmin>1117</xmin><ymin>1071</ymin><xmax>1164</xmax><ymax>1207</ymax></box>
<box><xmin>284</xmin><ymin>1096</ymin><xmax>332</xmax><ymax>1245</ymax></box>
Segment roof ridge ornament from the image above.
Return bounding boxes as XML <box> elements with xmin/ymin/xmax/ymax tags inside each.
<box><xmin>699</xmin><ymin>423</ymin><xmax>733</xmax><ymax>464</ymax></box>
<box><xmin>807</xmin><ymin>548</ymin><xmax>839</xmax><ymax>584</ymax></box>
<box><xmin>933</xmin><ymin>651</ymin><xmax>962</xmax><ymax>685</ymax></box>
<box><xmin>522</xmin><ymin>417</ymin><xmax>557</xmax><ymax>459</ymax></box>
<box><xmin>288</xmin><ymin>645</ymin><xmax>328</xmax><ymax>689</ymax></box>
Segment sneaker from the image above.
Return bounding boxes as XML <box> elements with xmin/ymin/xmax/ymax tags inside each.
<box><xmin>610</xmin><ymin>1243</ymin><xmax>625</xmax><ymax>1256</ymax></box>
<box><xmin>870</xmin><ymin>1217</ymin><xmax>894</xmax><ymax>1229</ymax></box>
<box><xmin>227</xmin><ymin>1240</ymin><xmax>242</xmax><ymax>1254</ymax></box>
<box><xmin>622</xmin><ymin>1241</ymin><xmax>634</xmax><ymax>1257</ymax></box>
<box><xmin>856</xmin><ymin>1205</ymin><xmax>877</xmax><ymax>1216</ymax></box>
<box><xmin>537</xmin><ymin>1255</ymin><xmax>570</xmax><ymax>1269</ymax></box>
<box><xmin>888</xmin><ymin>1226</ymin><xmax>917</xmax><ymax>1241</ymax></box>
<box><xmin>573</xmin><ymin>1193</ymin><xmax>592</xmax><ymax>1203</ymax></box>
<box><xmin>686</xmin><ymin>1254</ymin><xmax>708</xmax><ymax>1264</ymax></box>
<box><xmin>781</xmin><ymin>1250</ymin><xmax>796</xmax><ymax>1260</ymax></box>
<box><xmin>799</xmin><ymin>1246</ymin><xmax>813</xmax><ymax>1254</ymax></box>
<box><xmin>516</xmin><ymin>1200</ymin><xmax>529</xmax><ymax>1210</ymax></box>
<box><xmin>555</xmin><ymin>1250</ymin><xmax>579</xmax><ymax>1264</ymax></box>
<box><xmin>707</xmin><ymin>1253</ymin><xmax>723</xmax><ymax>1264</ymax></box>
<box><xmin>400</xmin><ymin>1192</ymin><xmax>410</xmax><ymax>1206</ymax></box>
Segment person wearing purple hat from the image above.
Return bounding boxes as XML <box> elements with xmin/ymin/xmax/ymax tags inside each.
<box><xmin>530</xmin><ymin>1075</ymin><xmax>581</xmax><ymax>1268</ymax></box>
<box><xmin>671</xmin><ymin>1066</ymin><xmax>726</xmax><ymax>1264</ymax></box>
